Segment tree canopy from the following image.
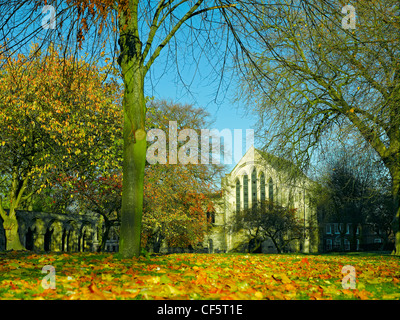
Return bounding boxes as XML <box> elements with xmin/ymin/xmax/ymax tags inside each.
<box><xmin>0</xmin><ymin>44</ymin><xmax>122</xmax><ymax>250</ymax></box>
<box><xmin>236</xmin><ymin>0</ymin><xmax>400</xmax><ymax>255</ymax></box>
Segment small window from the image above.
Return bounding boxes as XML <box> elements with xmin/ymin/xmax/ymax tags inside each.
<box><xmin>268</xmin><ymin>178</ymin><xmax>274</xmax><ymax>203</ymax></box>
<box><xmin>344</xmin><ymin>239</ymin><xmax>350</xmax><ymax>251</ymax></box>
<box><xmin>206</xmin><ymin>211</ymin><xmax>215</xmax><ymax>224</ymax></box>
<box><xmin>334</xmin><ymin>223</ymin><xmax>340</xmax><ymax>234</ymax></box>
<box><xmin>326</xmin><ymin>224</ymin><xmax>332</xmax><ymax>234</ymax></box>
<box><xmin>326</xmin><ymin>239</ymin><xmax>332</xmax><ymax>251</ymax></box>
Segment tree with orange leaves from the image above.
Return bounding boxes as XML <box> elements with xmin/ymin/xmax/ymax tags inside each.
<box><xmin>36</xmin><ymin>100</ymin><xmax>221</xmax><ymax>252</ymax></box>
<box><xmin>0</xmin><ymin>45</ymin><xmax>122</xmax><ymax>250</ymax></box>
<box><xmin>142</xmin><ymin>100</ymin><xmax>222</xmax><ymax>251</ymax></box>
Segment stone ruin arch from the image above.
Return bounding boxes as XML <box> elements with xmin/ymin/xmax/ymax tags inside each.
<box><xmin>0</xmin><ymin>210</ymin><xmax>100</xmax><ymax>252</ymax></box>
<box><xmin>79</xmin><ymin>222</ymin><xmax>94</xmax><ymax>252</ymax></box>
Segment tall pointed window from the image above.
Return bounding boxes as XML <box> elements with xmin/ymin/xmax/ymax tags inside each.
<box><xmin>235</xmin><ymin>179</ymin><xmax>240</xmax><ymax>213</ymax></box>
<box><xmin>268</xmin><ymin>178</ymin><xmax>274</xmax><ymax>203</ymax></box>
<box><xmin>289</xmin><ymin>190</ymin><xmax>294</xmax><ymax>208</ymax></box>
<box><xmin>243</xmin><ymin>175</ymin><xmax>249</xmax><ymax>210</ymax></box>
<box><xmin>251</xmin><ymin>169</ymin><xmax>257</xmax><ymax>207</ymax></box>
<box><xmin>260</xmin><ymin>172</ymin><xmax>266</xmax><ymax>203</ymax></box>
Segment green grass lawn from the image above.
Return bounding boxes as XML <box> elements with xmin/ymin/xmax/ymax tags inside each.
<box><xmin>0</xmin><ymin>251</ymin><xmax>399</xmax><ymax>300</ymax></box>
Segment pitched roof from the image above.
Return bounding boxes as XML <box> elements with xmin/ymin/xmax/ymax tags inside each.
<box><xmin>229</xmin><ymin>146</ymin><xmax>308</xmax><ymax>182</ymax></box>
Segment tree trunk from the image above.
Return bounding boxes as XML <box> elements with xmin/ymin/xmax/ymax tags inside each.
<box><xmin>1</xmin><ymin>171</ymin><xmax>29</xmax><ymax>251</ymax></box>
<box><xmin>340</xmin><ymin>233</ymin><xmax>345</xmax><ymax>252</ymax></box>
<box><xmin>269</xmin><ymin>236</ymin><xmax>282</xmax><ymax>253</ymax></box>
<box><xmin>248</xmin><ymin>238</ymin><xmax>262</xmax><ymax>253</ymax></box>
<box><xmin>392</xmin><ymin>172</ymin><xmax>400</xmax><ymax>256</ymax></box>
<box><xmin>383</xmin><ymin>158</ymin><xmax>400</xmax><ymax>255</ymax></box>
<box><xmin>350</xmin><ymin>224</ymin><xmax>358</xmax><ymax>251</ymax></box>
<box><xmin>119</xmin><ymin>72</ymin><xmax>147</xmax><ymax>258</ymax></box>
<box><xmin>3</xmin><ymin>213</ymin><xmax>25</xmax><ymax>251</ymax></box>
<box><xmin>153</xmin><ymin>235</ymin><xmax>162</xmax><ymax>253</ymax></box>
<box><xmin>98</xmin><ymin>218</ymin><xmax>112</xmax><ymax>253</ymax></box>
<box><xmin>118</xmin><ymin>12</ymin><xmax>147</xmax><ymax>257</ymax></box>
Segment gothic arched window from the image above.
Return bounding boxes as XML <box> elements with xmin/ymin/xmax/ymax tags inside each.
<box><xmin>289</xmin><ymin>190</ymin><xmax>294</xmax><ymax>208</ymax></box>
<box><xmin>235</xmin><ymin>179</ymin><xmax>240</xmax><ymax>212</ymax></box>
<box><xmin>243</xmin><ymin>175</ymin><xmax>249</xmax><ymax>210</ymax></box>
<box><xmin>260</xmin><ymin>172</ymin><xmax>266</xmax><ymax>203</ymax></box>
<box><xmin>251</xmin><ymin>169</ymin><xmax>257</xmax><ymax>207</ymax></box>
<box><xmin>268</xmin><ymin>177</ymin><xmax>274</xmax><ymax>203</ymax></box>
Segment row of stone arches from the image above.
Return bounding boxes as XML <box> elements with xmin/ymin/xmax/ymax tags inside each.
<box><xmin>0</xmin><ymin>211</ymin><xmax>99</xmax><ymax>252</ymax></box>
<box><xmin>23</xmin><ymin>218</ymin><xmax>94</xmax><ymax>252</ymax></box>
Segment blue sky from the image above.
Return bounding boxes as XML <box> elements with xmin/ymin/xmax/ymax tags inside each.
<box><xmin>148</xmin><ymin>72</ymin><xmax>256</xmax><ymax>134</ymax></box>
<box><xmin>144</xmin><ymin>52</ymin><xmax>260</xmax><ymax>173</ymax></box>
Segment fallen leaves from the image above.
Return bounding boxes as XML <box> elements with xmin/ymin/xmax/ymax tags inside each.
<box><xmin>0</xmin><ymin>252</ymin><xmax>399</xmax><ymax>300</ymax></box>
<box><xmin>272</xmin><ymin>273</ymin><xmax>292</xmax><ymax>284</ymax></box>
<box><xmin>88</xmin><ymin>282</ymin><xmax>108</xmax><ymax>300</ymax></box>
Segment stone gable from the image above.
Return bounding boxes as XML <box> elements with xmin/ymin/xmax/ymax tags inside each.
<box><xmin>206</xmin><ymin>146</ymin><xmax>319</xmax><ymax>253</ymax></box>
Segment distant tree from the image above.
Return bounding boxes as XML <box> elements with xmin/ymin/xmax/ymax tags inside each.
<box><xmin>143</xmin><ymin>100</ymin><xmax>223</xmax><ymax>252</ymax></box>
<box><xmin>143</xmin><ymin>163</ymin><xmax>215</xmax><ymax>252</ymax></box>
<box><xmin>366</xmin><ymin>193</ymin><xmax>396</xmax><ymax>250</ymax></box>
<box><xmin>233</xmin><ymin>201</ymin><xmax>307</xmax><ymax>253</ymax></box>
<box><xmin>316</xmin><ymin>149</ymin><xmax>394</xmax><ymax>251</ymax></box>
<box><xmin>54</xmin><ymin>173</ymin><xmax>122</xmax><ymax>252</ymax></box>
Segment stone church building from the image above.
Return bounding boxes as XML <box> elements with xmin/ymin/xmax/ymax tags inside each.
<box><xmin>206</xmin><ymin>146</ymin><xmax>319</xmax><ymax>254</ymax></box>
